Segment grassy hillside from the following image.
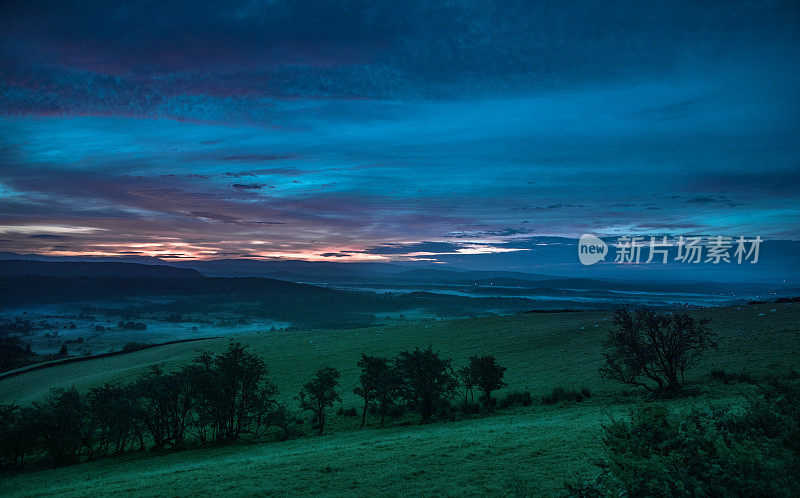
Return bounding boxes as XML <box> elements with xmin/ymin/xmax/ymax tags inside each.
<box><xmin>1</xmin><ymin>302</ymin><xmax>798</xmax><ymax>496</ymax></box>
<box><xmin>0</xmin><ymin>404</ymin><xmax>609</xmax><ymax>496</ymax></box>
<box><xmin>2</xmin><ymin>303</ymin><xmax>797</xmax><ymax>407</ymax></box>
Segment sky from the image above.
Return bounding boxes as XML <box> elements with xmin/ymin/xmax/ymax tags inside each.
<box><xmin>0</xmin><ymin>1</ymin><xmax>799</xmax><ymax>278</ymax></box>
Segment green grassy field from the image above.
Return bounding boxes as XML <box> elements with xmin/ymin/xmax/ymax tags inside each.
<box><xmin>1</xmin><ymin>302</ymin><xmax>798</xmax><ymax>496</ymax></box>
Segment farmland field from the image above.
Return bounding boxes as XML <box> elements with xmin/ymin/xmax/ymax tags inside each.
<box><xmin>2</xmin><ymin>302</ymin><xmax>798</xmax><ymax>496</ymax></box>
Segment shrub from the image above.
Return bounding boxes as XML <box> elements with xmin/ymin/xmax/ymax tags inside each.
<box><xmin>566</xmin><ymin>380</ymin><xmax>800</xmax><ymax>497</ymax></box>
<box><xmin>710</xmin><ymin>369</ymin><xmax>756</xmax><ymax>384</ymax></box>
<box><xmin>265</xmin><ymin>406</ymin><xmax>303</xmax><ymax>441</ymax></box>
<box><xmin>121</xmin><ymin>341</ymin><xmax>149</xmax><ymax>353</ymax></box>
<box><xmin>337</xmin><ymin>407</ymin><xmax>358</xmax><ymax>417</ymax></box>
<box><xmin>0</xmin><ymin>336</ymin><xmax>38</xmax><ymax>371</ymax></box>
<box><xmin>497</xmin><ymin>390</ymin><xmax>533</xmax><ymax>409</ymax></box>
<box><xmin>542</xmin><ymin>386</ymin><xmax>591</xmax><ymax>405</ymax></box>
<box><xmin>117</xmin><ymin>321</ymin><xmax>147</xmax><ymax>331</ymax></box>
<box><xmin>456</xmin><ymin>401</ymin><xmax>483</xmax><ymax>415</ymax></box>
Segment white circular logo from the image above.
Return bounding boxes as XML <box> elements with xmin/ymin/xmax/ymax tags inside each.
<box><xmin>578</xmin><ymin>234</ymin><xmax>607</xmax><ymax>265</ymax></box>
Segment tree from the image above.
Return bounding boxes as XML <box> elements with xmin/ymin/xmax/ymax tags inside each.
<box><xmin>212</xmin><ymin>341</ymin><xmax>273</xmax><ymax>441</ymax></box>
<box><xmin>0</xmin><ymin>337</ymin><xmax>37</xmax><ymax>371</ymax></box>
<box><xmin>600</xmin><ymin>308</ymin><xmax>716</xmax><ymax>394</ymax></box>
<box><xmin>134</xmin><ymin>365</ymin><xmax>193</xmax><ymax>449</ymax></box>
<box><xmin>87</xmin><ymin>383</ymin><xmax>140</xmax><ymax>456</ymax></box>
<box><xmin>373</xmin><ymin>362</ymin><xmax>403</xmax><ymax>426</ymax></box>
<box><xmin>457</xmin><ymin>365</ymin><xmax>476</xmax><ymax>406</ymax></box>
<box><xmin>465</xmin><ymin>355</ymin><xmax>507</xmax><ymax>407</ymax></box>
<box><xmin>300</xmin><ymin>367</ymin><xmax>340</xmax><ymax>435</ymax></box>
<box><xmin>354</xmin><ymin>354</ymin><xmax>402</xmax><ymax>427</ymax></box>
<box><xmin>0</xmin><ymin>404</ymin><xmax>20</xmax><ymax>468</ymax></box>
<box><xmin>396</xmin><ymin>347</ymin><xmax>457</xmax><ymax>421</ymax></box>
<box><xmin>31</xmin><ymin>387</ymin><xmax>90</xmax><ymax>464</ymax></box>
<box><xmin>186</xmin><ymin>341</ymin><xmax>276</xmax><ymax>443</ymax></box>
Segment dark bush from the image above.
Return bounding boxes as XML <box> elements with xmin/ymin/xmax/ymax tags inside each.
<box><xmin>542</xmin><ymin>386</ymin><xmax>591</xmax><ymax>405</ymax></box>
<box><xmin>0</xmin><ymin>336</ymin><xmax>38</xmax><ymax>371</ymax></box>
<box><xmin>566</xmin><ymin>380</ymin><xmax>800</xmax><ymax>497</ymax></box>
<box><xmin>711</xmin><ymin>369</ymin><xmax>756</xmax><ymax>384</ymax></box>
<box><xmin>456</xmin><ymin>402</ymin><xmax>483</xmax><ymax>415</ymax></box>
<box><xmin>337</xmin><ymin>407</ymin><xmax>358</xmax><ymax>417</ymax></box>
<box><xmin>87</xmin><ymin>383</ymin><xmax>141</xmax><ymax>456</ymax></box>
<box><xmin>121</xmin><ymin>341</ymin><xmax>149</xmax><ymax>353</ymax></box>
<box><xmin>368</xmin><ymin>402</ymin><xmax>407</xmax><ymax>420</ymax></box>
<box><xmin>0</xmin><ymin>404</ymin><xmax>24</xmax><ymax>468</ymax></box>
<box><xmin>117</xmin><ymin>321</ymin><xmax>147</xmax><ymax>331</ymax></box>
<box><xmin>498</xmin><ymin>390</ymin><xmax>533</xmax><ymax>409</ymax></box>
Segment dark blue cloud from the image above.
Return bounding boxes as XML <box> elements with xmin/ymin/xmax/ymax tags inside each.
<box><xmin>0</xmin><ymin>0</ymin><xmax>797</xmax><ymax>277</ymax></box>
<box><xmin>2</xmin><ymin>0</ymin><xmax>799</xmax><ymax>116</ymax></box>
<box><xmin>364</xmin><ymin>242</ymin><xmax>464</xmax><ymax>255</ymax></box>
<box><xmin>29</xmin><ymin>234</ymin><xmax>70</xmax><ymax>239</ymax></box>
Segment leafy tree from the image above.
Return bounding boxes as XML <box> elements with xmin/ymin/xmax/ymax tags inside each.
<box><xmin>31</xmin><ymin>387</ymin><xmax>90</xmax><ymax>464</ymax></box>
<box><xmin>0</xmin><ymin>337</ymin><xmax>37</xmax><ymax>371</ymax></box>
<box><xmin>0</xmin><ymin>404</ymin><xmax>39</xmax><ymax>467</ymax></box>
<box><xmin>212</xmin><ymin>341</ymin><xmax>273</xmax><ymax>440</ymax></box>
<box><xmin>396</xmin><ymin>347</ymin><xmax>457</xmax><ymax>421</ymax></box>
<box><xmin>600</xmin><ymin>308</ymin><xmax>716</xmax><ymax>394</ymax></box>
<box><xmin>300</xmin><ymin>367</ymin><xmax>340</xmax><ymax>435</ymax></box>
<box><xmin>465</xmin><ymin>355</ymin><xmax>507</xmax><ymax>407</ymax></box>
<box><xmin>87</xmin><ymin>383</ymin><xmax>140</xmax><ymax>456</ymax></box>
<box><xmin>186</xmin><ymin>341</ymin><xmax>276</xmax><ymax>443</ymax></box>
<box><xmin>373</xmin><ymin>362</ymin><xmax>403</xmax><ymax>426</ymax></box>
<box><xmin>0</xmin><ymin>404</ymin><xmax>20</xmax><ymax>468</ymax></box>
<box><xmin>354</xmin><ymin>354</ymin><xmax>402</xmax><ymax>427</ymax></box>
<box><xmin>134</xmin><ymin>365</ymin><xmax>193</xmax><ymax>449</ymax></box>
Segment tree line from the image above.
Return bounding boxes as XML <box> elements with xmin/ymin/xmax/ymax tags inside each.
<box><xmin>0</xmin><ymin>342</ymin><xmax>287</xmax><ymax>467</ymax></box>
<box><xmin>0</xmin><ymin>343</ymin><xmax>511</xmax><ymax>469</ymax></box>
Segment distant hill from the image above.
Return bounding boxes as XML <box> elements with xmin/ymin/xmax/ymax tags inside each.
<box><xmin>0</xmin><ymin>274</ymin><xmax>338</xmax><ymax>306</ymax></box>
<box><xmin>176</xmin><ymin>258</ymin><xmax>407</xmax><ymax>277</ymax></box>
<box><xmin>0</xmin><ymin>260</ymin><xmax>203</xmax><ymax>278</ymax></box>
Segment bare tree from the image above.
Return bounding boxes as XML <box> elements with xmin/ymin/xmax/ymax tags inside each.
<box><xmin>600</xmin><ymin>308</ymin><xmax>716</xmax><ymax>393</ymax></box>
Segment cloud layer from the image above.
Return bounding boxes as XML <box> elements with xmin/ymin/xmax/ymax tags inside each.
<box><xmin>0</xmin><ymin>1</ymin><xmax>798</xmax><ymax>269</ymax></box>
